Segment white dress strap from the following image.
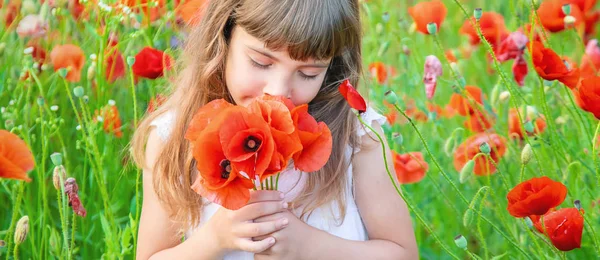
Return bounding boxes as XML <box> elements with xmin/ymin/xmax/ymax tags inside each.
<box><xmin>149</xmin><ymin>111</ymin><xmax>175</xmax><ymax>141</ymax></box>
<box><xmin>356</xmin><ymin>106</ymin><xmax>387</xmax><ymax>137</ymax></box>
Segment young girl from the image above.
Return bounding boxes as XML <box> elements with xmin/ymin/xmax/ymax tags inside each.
<box><xmin>131</xmin><ymin>0</ymin><xmax>418</xmax><ymax>259</ymax></box>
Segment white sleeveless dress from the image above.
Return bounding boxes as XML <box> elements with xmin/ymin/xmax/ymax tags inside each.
<box><xmin>150</xmin><ymin>106</ymin><xmax>387</xmax><ymax>259</ymax></box>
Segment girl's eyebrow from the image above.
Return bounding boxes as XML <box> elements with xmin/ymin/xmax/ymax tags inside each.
<box><xmin>245</xmin><ymin>45</ymin><xmax>330</xmax><ymax>68</ymax></box>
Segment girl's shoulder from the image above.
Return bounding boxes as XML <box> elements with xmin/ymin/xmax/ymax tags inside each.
<box><xmin>149</xmin><ymin>110</ymin><xmax>176</xmax><ymax>142</ymax></box>
<box><xmin>353</xmin><ymin>106</ymin><xmax>388</xmax><ymax>154</ymax></box>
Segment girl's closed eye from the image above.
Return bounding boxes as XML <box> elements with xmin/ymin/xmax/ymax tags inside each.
<box><xmin>298</xmin><ymin>71</ymin><xmax>319</xmax><ymax>80</ymax></box>
<box><xmin>249</xmin><ymin>57</ymin><xmax>271</xmax><ymax>69</ymax></box>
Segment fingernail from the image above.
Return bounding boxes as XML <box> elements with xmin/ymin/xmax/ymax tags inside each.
<box><xmin>281</xmin><ymin>218</ymin><xmax>289</xmax><ymax>226</ymax></box>
<box><xmin>279</xmin><ymin>192</ymin><xmax>284</xmax><ymax>199</ymax></box>
<box><xmin>269</xmin><ymin>237</ymin><xmax>276</xmax><ymax>244</ymax></box>
<box><xmin>282</xmin><ymin>202</ymin><xmax>288</xmax><ymax>208</ymax></box>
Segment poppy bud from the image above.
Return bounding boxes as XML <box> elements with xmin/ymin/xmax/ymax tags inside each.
<box><xmin>5</xmin><ymin>120</ymin><xmax>15</xmax><ymax>130</ymax></box>
<box><xmin>523</xmin><ymin>121</ymin><xmax>535</xmax><ymax>134</ymax></box>
<box><xmin>382</xmin><ymin>12</ymin><xmax>390</xmax><ymax>22</ymax></box>
<box><xmin>562</xmin><ymin>4</ymin><xmax>571</xmax><ymax>16</ymax></box>
<box><xmin>454</xmin><ymin>235</ymin><xmax>468</xmax><ymax>250</ymax></box>
<box><xmin>53</xmin><ymin>165</ymin><xmax>67</xmax><ymax>190</ymax></box>
<box><xmin>427</xmin><ymin>22</ymin><xmax>437</xmax><ymax>35</ymax></box>
<box><xmin>87</xmin><ymin>62</ymin><xmax>96</xmax><ymax>81</ymax></box>
<box><xmin>392</xmin><ymin>133</ymin><xmax>403</xmax><ymax>146</ymax></box>
<box><xmin>479</xmin><ymin>142</ymin><xmax>491</xmax><ymax>154</ymax></box>
<box><xmin>444</xmin><ymin>136</ymin><xmax>455</xmax><ymax>155</ymax></box>
<box><xmin>458</xmin><ymin>76</ymin><xmax>466</xmax><ymax>88</ymax></box>
<box><xmin>89</xmin><ymin>54</ymin><xmax>97</xmax><ymax>61</ymax></box>
<box><xmin>499</xmin><ymin>91</ymin><xmax>510</xmax><ymax>102</ymax></box>
<box><xmin>127</xmin><ymin>56</ymin><xmax>135</xmax><ymax>67</ymax></box>
<box><xmin>384</xmin><ymin>90</ymin><xmax>399</xmax><ymax>105</ymax></box>
<box><xmin>14</xmin><ymin>216</ymin><xmax>29</xmax><ymax>245</ymax></box>
<box><xmin>463</xmin><ymin>208</ymin><xmax>474</xmax><ymax>227</ymax></box>
<box><xmin>50</xmin><ymin>152</ymin><xmax>63</xmax><ymax>166</ymax></box>
<box><xmin>474</xmin><ymin>8</ymin><xmax>482</xmax><ymax>20</ymax></box>
<box><xmin>574</xmin><ymin>200</ymin><xmax>581</xmax><ymax>210</ymax></box>
<box><xmin>564</xmin><ymin>15</ymin><xmax>576</xmax><ymax>27</ymax></box>
<box><xmin>50</xmin><ymin>105</ymin><xmax>59</xmax><ymax>111</ymax></box>
<box><xmin>58</xmin><ymin>68</ymin><xmax>68</xmax><ymax>79</ymax></box>
<box><xmin>521</xmin><ymin>143</ymin><xmax>533</xmax><ymax>165</ymax></box>
<box><xmin>37</xmin><ymin>96</ymin><xmax>45</xmax><ymax>106</ymax></box>
<box><xmin>526</xmin><ymin>106</ymin><xmax>539</xmax><ymax>120</ymax></box>
<box><xmin>460</xmin><ymin>159</ymin><xmax>475</xmax><ymax>183</ymax></box>
<box><xmin>73</xmin><ymin>86</ymin><xmax>84</xmax><ymax>98</ymax></box>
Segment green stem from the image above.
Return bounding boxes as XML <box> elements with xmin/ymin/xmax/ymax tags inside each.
<box><xmin>4</xmin><ymin>182</ymin><xmax>25</xmax><ymax>260</ymax></box>
<box><xmin>357</xmin><ymin>116</ymin><xmax>461</xmax><ymax>259</ymax></box>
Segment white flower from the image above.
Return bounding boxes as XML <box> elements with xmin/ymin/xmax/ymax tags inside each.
<box><xmin>50</xmin><ymin>105</ymin><xmax>59</xmax><ymax>111</ymax></box>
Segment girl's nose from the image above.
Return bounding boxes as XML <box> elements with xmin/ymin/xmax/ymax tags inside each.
<box><xmin>262</xmin><ymin>76</ymin><xmax>292</xmax><ymax>98</ymax></box>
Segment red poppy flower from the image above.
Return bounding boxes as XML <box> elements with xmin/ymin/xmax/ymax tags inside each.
<box><xmin>537</xmin><ymin>0</ymin><xmax>584</xmax><ymax>32</ymax></box>
<box><xmin>530</xmin><ymin>41</ymin><xmax>580</xmax><ymax>89</ymax></box>
<box><xmin>574</xmin><ymin>76</ymin><xmax>600</xmax><ymax>119</ymax></box>
<box><xmin>177</xmin><ymin>0</ymin><xmax>208</xmax><ymax>26</ymax></box>
<box><xmin>537</xmin><ymin>208</ymin><xmax>584</xmax><ymax>251</ymax></box>
<box><xmin>508</xmin><ymin>108</ymin><xmax>547</xmax><ymax>139</ymax></box>
<box><xmin>190</xmin><ymin>111</ymin><xmax>255</xmax><ymax>210</ymax></box>
<box><xmin>512</xmin><ymin>55</ymin><xmax>529</xmax><ymax>86</ymax></box>
<box><xmin>459</xmin><ymin>12</ymin><xmax>509</xmax><ymax>47</ymax></box>
<box><xmin>3</xmin><ymin>1</ymin><xmax>20</xmax><ymax>27</ymax></box>
<box><xmin>104</xmin><ymin>39</ymin><xmax>125</xmax><ymax>83</ymax></box>
<box><xmin>464</xmin><ymin>110</ymin><xmax>494</xmax><ymax>133</ymax></box>
<box><xmin>50</xmin><ymin>44</ymin><xmax>86</xmax><ymax>82</ymax></box>
<box><xmin>496</xmin><ymin>31</ymin><xmax>529</xmax><ymax>62</ymax></box>
<box><xmin>69</xmin><ymin>0</ymin><xmax>87</xmax><ymax>20</ymax></box>
<box><xmin>248</xmin><ymin>98</ymin><xmax>302</xmax><ymax>179</ymax></box>
<box><xmin>519</xmin><ymin>23</ymin><xmax>549</xmax><ymax>43</ymax></box>
<box><xmin>132</xmin><ymin>47</ymin><xmax>173</xmax><ymax>80</ymax></box>
<box><xmin>407</xmin><ymin>0</ymin><xmax>447</xmax><ymax>35</ymax></box>
<box><xmin>368</xmin><ymin>62</ymin><xmax>396</xmax><ymax>84</ymax></box>
<box><xmin>0</xmin><ymin>130</ymin><xmax>34</xmax><ymax>182</ymax></box>
<box><xmin>392</xmin><ymin>151</ymin><xmax>428</xmax><ymax>184</ymax></box>
<box><xmin>96</xmin><ymin>105</ymin><xmax>123</xmax><ymax>138</ymax></box>
<box><xmin>453</xmin><ymin>133</ymin><xmax>506</xmax><ymax>176</ymax></box>
<box><xmin>339</xmin><ymin>79</ymin><xmax>366</xmax><ymax>113</ymax></box>
<box><xmin>445</xmin><ymin>50</ymin><xmax>458</xmax><ymax>63</ymax></box>
<box><xmin>120</xmin><ymin>0</ymin><xmax>167</xmax><ymax>25</ymax></box>
<box><xmin>506</xmin><ymin>176</ymin><xmax>567</xmax><ymax>218</ymax></box>
<box><xmin>27</xmin><ymin>42</ymin><xmax>47</xmax><ymax>65</ymax></box>
<box><xmin>448</xmin><ymin>85</ymin><xmax>484</xmax><ymax>116</ymax></box>
<box><xmin>185</xmin><ymin>99</ymin><xmax>234</xmax><ymax>142</ymax></box>
<box><xmin>147</xmin><ymin>94</ymin><xmax>167</xmax><ymax>113</ymax></box>
<box><xmin>290</xmin><ymin>104</ymin><xmax>332</xmax><ymax>173</ymax></box>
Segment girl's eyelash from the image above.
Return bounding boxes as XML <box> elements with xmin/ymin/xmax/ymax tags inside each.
<box><xmin>299</xmin><ymin>72</ymin><xmax>318</xmax><ymax>80</ymax></box>
<box><xmin>250</xmin><ymin>59</ymin><xmax>271</xmax><ymax>69</ymax></box>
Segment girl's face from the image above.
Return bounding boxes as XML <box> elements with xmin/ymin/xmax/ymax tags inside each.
<box><xmin>225</xmin><ymin>26</ymin><xmax>331</xmax><ymax>107</ymax></box>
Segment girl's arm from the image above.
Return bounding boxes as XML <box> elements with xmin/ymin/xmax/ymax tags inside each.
<box><xmin>136</xmin><ymin>129</ymin><xmax>224</xmax><ymax>260</ymax></box>
<box><xmin>309</xmin><ymin>121</ymin><xmax>419</xmax><ymax>259</ymax></box>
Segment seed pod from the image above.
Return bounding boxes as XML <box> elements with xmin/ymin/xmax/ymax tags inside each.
<box><xmin>53</xmin><ymin>165</ymin><xmax>67</xmax><ymax>190</ymax></box>
<box><xmin>521</xmin><ymin>143</ymin><xmax>533</xmax><ymax>165</ymax></box>
<box><xmin>454</xmin><ymin>235</ymin><xmax>468</xmax><ymax>250</ymax></box>
<box><xmin>14</xmin><ymin>216</ymin><xmax>29</xmax><ymax>245</ymax></box>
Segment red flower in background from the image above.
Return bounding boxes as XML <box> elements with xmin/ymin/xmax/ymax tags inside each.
<box><xmin>574</xmin><ymin>76</ymin><xmax>600</xmax><ymax>119</ymax></box>
<box><xmin>506</xmin><ymin>176</ymin><xmax>567</xmax><ymax>218</ymax></box>
<box><xmin>105</xmin><ymin>37</ymin><xmax>125</xmax><ymax>83</ymax></box>
<box><xmin>536</xmin><ymin>208</ymin><xmax>584</xmax><ymax>251</ymax></box>
<box><xmin>453</xmin><ymin>133</ymin><xmax>506</xmax><ymax>176</ymax></box>
<box><xmin>464</xmin><ymin>110</ymin><xmax>494</xmax><ymax>133</ymax></box>
<box><xmin>0</xmin><ymin>130</ymin><xmax>35</xmax><ymax>182</ymax></box>
<box><xmin>530</xmin><ymin>41</ymin><xmax>580</xmax><ymax>89</ymax></box>
<box><xmin>537</xmin><ymin>0</ymin><xmax>585</xmax><ymax>32</ymax></box>
<box><xmin>132</xmin><ymin>47</ymin><xmax>173</xmax><ymax>80</ymax></box>
<box><xmin>459</xmin><ymin>12</ymin><xmax>509</xmax><ymax>47</ymax></box>
<box><xmin>580</xmin><ymin>39</ymin><xmax>600</xmax><ymax>77</ymax></box>
<box><xmin>448</xmin><ymin>85</ymin><xmax>484</xmax><ymax>116</ymax></box>
<box><xmin>177</xmin><ymin>0</ymin><xmax>209</xmax><ymax>26</ymax></box>
<box><xmin>368</xmin><ymin>62</ymin><xmax>396</xmax><ymax>84</ymax></box>
<box><xmin>407</xmin><ymin>0</ymin><xmax>447</xmax><ymax>35</ymax></box>
<box><xmin>508</xmin><ymin>108</ymin><xmax>547</xmax><ymax>139</ymax></box>
<box><xmin>423</xmin><ymin>55</ymin><xmax>443</xmax><ymax>99</ymax></box>
<box><xmin>339</xmin><ymin>79</ymin><xmax>366</xmax><ymax>113</ymax></box>
<box><xmin>96</xmin><ymin>105</ymin><xmax>124</xmax><ymax>138</ymax></box>
<box><xmin>120</xmin><ymin>0</ymin><xmax>167</xmax><ymax>25</ymax></box>
<box><xmin>147</xmin><ymin>94</ymin><xmax>167</xmax><ymax>113</ymax></box>
<box><xmin>512</xmin><ymin>55</ymin><xmax>529</xmax><ymax>86</ymax></box>
<box><xmin>50</xmin><ymin>44</ymin><xmax>86</xmax><ymax>82</ymax></box>
<box><xmin>392</xmin><ymin>151</ymin><xmax>428</xmax><ymax>184</ymax></box>
<box><xmin>3</xmin><ymin>1</ymin><xmax>21</xmax><ymax>27</ymax></box>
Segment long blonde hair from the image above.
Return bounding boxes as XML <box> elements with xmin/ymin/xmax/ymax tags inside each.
<box><xmin>131</xmin><ymin>0</ymin><xmax>363</xmax><ymax>233</ymax></box>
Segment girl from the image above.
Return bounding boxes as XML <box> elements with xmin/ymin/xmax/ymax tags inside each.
<box><xmin>131</xmin><ymin>0</ymin><xmax>418</xmax><ymax>259</ymax></box>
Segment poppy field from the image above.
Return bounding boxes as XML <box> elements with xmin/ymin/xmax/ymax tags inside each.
<box><xmin>1</xmin><ymin>0</ymin><xmax>600</xmax><ymax>259</ymax></box>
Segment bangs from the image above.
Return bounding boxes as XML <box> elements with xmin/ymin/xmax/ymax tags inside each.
<box><xmin>234</xmin><ymin>0</ymin><xmax>360</xmax><ymax>61</ymax></box>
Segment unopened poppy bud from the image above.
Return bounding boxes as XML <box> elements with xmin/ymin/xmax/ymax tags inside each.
<box><xmin>526</xmin><ymin>106</ymin><xmax>539</xmax><ymax>120</ymax></box>
<box><xmin>479</xmin><ymin>142</ymin><xmax>491</xmax><ymax>154</ymax></box>
<box><xmin>50</xmin><ymin>152</ymin><xmax>63</xmax><ymax>166</ymax></box>
<box><xmin>83</xmin><ymin>95</ymin><xmax>89</xmax><ymax>103</ymax></box>
<box><xmin>58</xmin><ymin>68</ymin><xmax>68</xmax><ymax>79</ymax></box>
<box><xmin>384</xmin><ymin>90</ymin><xmax>399</xmax><ymax>105</ymax></box>
<box><xmin>427</xmin><ymin>22</ymin><xmax>437</xmax><ymax>35</ymax></box>
<box><xmin>382</xmin><ymin>12</ymin><xmax>390</xmax><ymax>22</ymax></box>
<box><xmin>460</xmin><ymin>159</ymin><xmax>475</xmax><ymax>183</ymax></box>
<box><xmin>454</xmin><ymin>235</ymin><xmax>468</xmax><ymax>250</ymax></box>
<box><xmin>5</xmin><ymin>120</ymin><xmax>14</xmax><ymax>129</ymax></box>
<box><xmin>87</xmin><ymin>63</ymin><xmax>96</xmax><ymax>80</ymax></box>
<box><xmin>474</xmin><ymin>8</ymin><xmax>482</xmax><ymax>20</ymax></box>
<box><xmin>73</xmin><ymin>86</ymin><xmax>84</xmax><ymax>98</ymax></box>
<box><xmin>574</xmin><ymin>200</ymin><xmax>581</xmax><ymax>210</ymax></box>
<box><xmin>463</xmin><ymin>208</ymin><xmax>474</xmax><ymax>227</ymax></box>
<box><xmin>89</xmin><ymin>53</ymin><xmax>97</xmax><ymax>61</ymax></box>
<box><xmin>521</xmin><ymin>143</ymin><xmax>533</xmax><ymax>165</ymax></box>
<box><xmin>53</xmin><ymin>165</ymin><xmax>67</xmax><ymax>190</ymax></box>
<box><xmin>523</xmin><ymin>120</ymin><xmax>535</xmax><ymax>134</ymax></box>
<box><xmin>524</xmin><ymin>216</ymin><xmax>534</xmax><ymax>229</ymax></box>
<box><xmin>375</xmin><ymin>23</ymin><xmax>384</xmax><ymax>34</ymax></box>
<box><xmin>499</xmin><ymin>91</ymin><xmax>510</xmax><ymax>102</ymax></box>
<box><xmin>50</xmin><ymin>105</ymin><xmax>59</xmax><ymax>111</ymax></box>
<box><xmin>127</xmin><ymin>56</ymin><xmax>136</xmax><ymax>67</ymax></box>
<box><xmin>37</xmin><ymin>96</ymin><xmax>44</xmax><ymax>106</ymax></box>
<box><xmin>562</xmin><ymin>4</ymin><xmax>571</xmax><ymax>15</ymax></box>
<box><xmin>14</xmin><ymin>216</ymin><xmax>29</xmax><ymax>245</ymax></box>
<box><xmin>564</xmin><ymin>15</ymin><xmax>576</xmax><ymax>27</ymax></box>
<box><xmin>392</xmin><ymin>133</ymin><xmax>403</xmax><ymax>146</ymax></box>
<box><xmin>444</xmin><ymin>136</ymin><xmax>455</xmax><ymax>155</ymax></box>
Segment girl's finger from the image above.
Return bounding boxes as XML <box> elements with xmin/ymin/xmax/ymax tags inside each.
<box><xmin>235</xmin><ymin>237</ymin><xmax>276</xmax><ymax>253</ymax></box>
<box><xmin>237</xmin><ymin>200</ymin><xmax>288</xmax><ymax>220</ymax></box>
<box><xmin>235</xmin><ymin>218</ymin><xmax>288</xmax><ymax>238</ymax></box>
<box><xmin>247</xmin><ymin>190</ymin><xmax>284</xmax><ymax>204</ymax></box>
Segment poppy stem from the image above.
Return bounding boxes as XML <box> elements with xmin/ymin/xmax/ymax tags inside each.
<box><xmin>592</xmin><ymin>122</ymin><xmax>600</xmax><ymax>190</ymax></box>
<box><xmin>4</xmin><ymin>182</ymin><xmax>25</xmax><ymax>260</ymax></box>
<box><xmin>392</xmin><ymin>104</ymin><xmax>532</xmax><ymax>259</ymax></box>
<box><xmin>356</xmin><ymin>115</ymin><xmax>461</xmax><ymax>259</ymax></box>
<box><xmin>519</xmin><ymin>163</ymin><xmax>526</xmax><ymax>182</ymax></box>
<box><xmin>581</xmin><ymin>212</ymin><xmax>600</xmax><ymax>255</ymax></box>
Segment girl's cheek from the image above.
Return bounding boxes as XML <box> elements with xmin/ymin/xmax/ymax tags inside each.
<box><xmin>227</xmin><ymin>68</ymin><xmax>265</xmax><ymax>106</ymax></box>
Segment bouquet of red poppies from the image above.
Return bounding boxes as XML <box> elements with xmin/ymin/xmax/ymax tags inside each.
<box><xmin>184</xmin><ymin>96</ymin><xmax>332</xmax><ymax>210</ymax></box>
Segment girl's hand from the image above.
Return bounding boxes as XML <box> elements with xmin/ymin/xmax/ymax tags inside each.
<box><xmin>252</xmin><ymin>210</ymin><xmax>319</xmax><ymax>260</ymax></box>
<box><xmin>201</xmin><ymin>190</ymin><xmax>290</xmax><ymax>255</ymax></box>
